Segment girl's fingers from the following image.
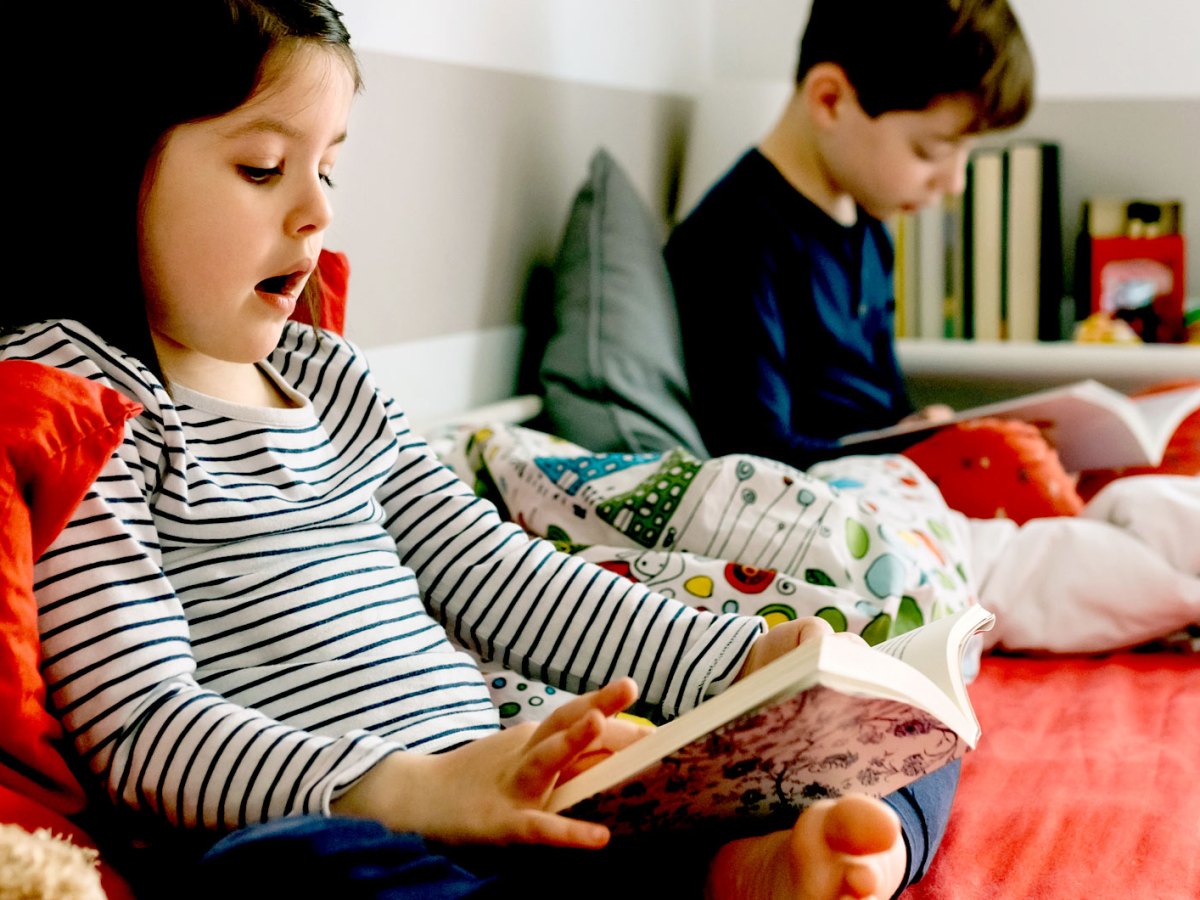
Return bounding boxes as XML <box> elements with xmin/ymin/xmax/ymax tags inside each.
<box><xmin>830</xmin><ymin>630</ymin><xmax>868</xmax><ymax>648</ymax></box>
<box><xmin>513</xmin><ymin>710</ymin><xmax>604</xmax><ymax>796</ymax></box>
<box><xmin>573</xmin><ymin>677</ymin><xmax>638</xmax><ymax>718</ymax></box>
<box><xmin>795</xmin><ymin>616</ymin><xmax>835</xmax><ymax>644</ymax></box>
<box><xmin>555</xmin><ymin>714</ymin><xmax>654</xmax><ymax>782</ymax></box>
<box><xmin>505</xmin><ymin>810</ymin><xmax>610</xmax><ymax>849</ymax></box>
<box><xmin>512</xmin><ymin>679</ymin><xmax>644</xmax><ymax>798</ymax></box>
<box><xmin>530</xmin><ymin>678</ymin><xmax>639</xmax><ymax>743</ymax></box>
<box><xmin>535</xmin><ymin>715</ymin><xmax>654</xmax><ymax>787</ymax></box>
<box><xmin>599</xmin><ymin>716</ymin><xmax>654</xmax><ymax>751</ymax></box>
<box><xmin>593</xmin><ymin>676</ymin><xmax>639</xmax><ymax>713</ymax></box>
<box><xmin>741</xmin><ymin>616</ymin><xmax>838</xmax><ymax>678</ymax></box>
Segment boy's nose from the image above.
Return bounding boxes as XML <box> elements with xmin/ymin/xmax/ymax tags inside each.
<box><xmin>939</xmin><ymin>148</ymin><xmax>970</xmax><ymax>197</ymax></box>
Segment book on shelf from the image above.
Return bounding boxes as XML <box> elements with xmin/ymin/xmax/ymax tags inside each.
<box><xmin>943</xmin><ymin>194</ymin><xmax>966</xmax><ymax>339</ymax></box>
<box><xmin>913</xmin><ymin>140</ymin><xmax>1065</xmax><ymax>343</ymax></box>
<box><xmin>916</xmin><ymin>203</ymin><xmax>948</xmax><ymax>340</ymax></box>
<box><xmin>893</xmin><ymin>213</ymin><xmax>917</xmax><ymax>338</ymax></box>
<box><xmin>894</xmin><ymin>204</ymin><xmax>951</xmax><ymax>340</ymax></box>
<box><xmin>548</xmin><ymin>604</ymin><xmax>995</xmax><ymax>836</ymax></box>
<box><xmin>839</xmin><ymin>379</ymin><xmax>1200</xmax><ymax>471</ymax></box>
<box><xmin>963</xmin><ymin>148</ymin><xmax>1005</xmax><ymax>341</ymax></box>
<box><xmin>1005</xmin><ymin>141</ymin><xmax>1064</xmax><ymax>341</ymax></box>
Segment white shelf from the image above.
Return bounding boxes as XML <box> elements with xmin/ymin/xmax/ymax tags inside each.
<box><xmin>898</xmin><ymin>339</ymin><xmax>1200</xmax><ymax>407</ymax></box>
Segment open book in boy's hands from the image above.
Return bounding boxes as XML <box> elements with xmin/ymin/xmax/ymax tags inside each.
<box><xmin>838</xmin><ymin>380</ymin><xmax>1200</xmax><ymax>471</ymax></box>
<box><xmin>548</xmin><ymin>604</ymin><xmax>994</xmax><ymax>836</ymax></box>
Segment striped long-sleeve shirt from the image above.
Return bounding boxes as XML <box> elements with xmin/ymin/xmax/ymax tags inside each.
<box><xmin>1</xmin><ymin>320</ymin><xmax>763</xmax><ymax>832</ymax></box>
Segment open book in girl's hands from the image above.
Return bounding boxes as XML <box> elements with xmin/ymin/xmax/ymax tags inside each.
<box><xmin>839</xmin><ymin>379</ymin><xmax>1200</xmax><ymax>471</ymax></box>
<box><xmin>548</xmin><ymin>604</ymin><xmax>995</xmax><ymax>836</ymax></box>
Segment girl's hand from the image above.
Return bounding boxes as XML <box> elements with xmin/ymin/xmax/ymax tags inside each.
<box><xmin>331</xmin><ymin>678</ymin><xmax>647</xmax><ymax>848</ymax></box>
<box><xmin>737</xmin><ymin>616</ymin><xmax>866</xmax><ymax>680</ymax></box>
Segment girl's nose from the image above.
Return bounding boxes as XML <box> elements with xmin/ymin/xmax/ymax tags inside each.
<box><xmin>286</xmin><ymin>176</ymin><xmax>333</xmax><ymax>236</ymax></box>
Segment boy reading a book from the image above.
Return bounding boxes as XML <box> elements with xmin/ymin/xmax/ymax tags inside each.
<box><xmin>664</xmin><ymin>0</ymin><xmax>1034</xmax><ymax>469</ymax></box>
<box><xmin>663</xmin><ymin>0</ymin><xmax>1200</xmax><ymax>586</ymax></box>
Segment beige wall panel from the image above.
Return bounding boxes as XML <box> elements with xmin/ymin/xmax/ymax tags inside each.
<box><xmin>328</xmin><ymin>52</ymin><xmax>690</xmax><ymax>348</ymax></box>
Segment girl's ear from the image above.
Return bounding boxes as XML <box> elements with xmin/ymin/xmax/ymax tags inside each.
<box><xmin>803</xmin><ymin>62</ymin><xmax>854</xmax><ymax>129</ymax></box>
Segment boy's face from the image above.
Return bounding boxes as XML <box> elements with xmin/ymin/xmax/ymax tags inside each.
<box><xmin>821</xmin><ymin>91</ymin><xmax>978</xmax><ymax>220</ymax></box>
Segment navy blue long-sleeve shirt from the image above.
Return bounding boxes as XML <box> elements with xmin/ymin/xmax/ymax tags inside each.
<box><xmin>665</xmin><ymin>149</ymin><xmax>912</xmax><ymax>469</ymax></box>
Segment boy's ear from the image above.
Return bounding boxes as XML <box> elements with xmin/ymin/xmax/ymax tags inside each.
<box><xmin>803</xmin><ymin>63</ymin><xmax>855</xmax><ymax>129</ymax></box>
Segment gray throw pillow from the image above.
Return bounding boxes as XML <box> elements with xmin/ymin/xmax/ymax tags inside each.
<box><xmin>539</xmin><ymin>148</ymin><xmax>707</xmax><ymax>456</ymax></box>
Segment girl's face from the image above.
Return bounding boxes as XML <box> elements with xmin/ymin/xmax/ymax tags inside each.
<box><xmin>139</xmin><ymin>44</ymin><xmax>355</xmax><ymax>388</ymax></box>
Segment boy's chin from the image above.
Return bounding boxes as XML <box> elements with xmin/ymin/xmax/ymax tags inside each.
<box><xmin>883</xmin><ymin>202</ymin><xmax>925</xmax><ymax>219</ymax></box>
<box><xmin>855</xmin><ymin>198</ymin><xmax>905</xmax><ymax>221</ymax></box>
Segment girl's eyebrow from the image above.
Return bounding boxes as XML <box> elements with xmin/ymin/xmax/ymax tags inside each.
<box><xmin>223</xmin><ymin>116</ymin><xmax>348</xmax><ymax>146</ymax></box>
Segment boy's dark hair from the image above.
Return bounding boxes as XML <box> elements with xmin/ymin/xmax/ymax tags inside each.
<box><xmin>796</xmin><ymin>0</ymin><xmax>1033</xmax><ymax>131</ymax></box>
<box><xmin>11</xmin><ymin>1</ymin><xmax>359</xmax><ymax>380</ymax></box>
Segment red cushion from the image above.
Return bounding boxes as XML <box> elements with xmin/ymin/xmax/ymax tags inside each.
<box><xmin>0</xmin><ymin>360</ymin><xmax>141</xmax><ymax>815</ymax></box>
<box><xmin>1076</xmin><ymin>378</ymin><xmax>1200</xmax><ymax>501</ymax></box>
<box><xmin>904</xmin><ymin>417</ymin><xmax>1084</xmax><ymax>524</ymax></box>
<box><xmin>289</xmin><ymin>248</ymin><xmax>349</xmax><ymax>335</ymax></box>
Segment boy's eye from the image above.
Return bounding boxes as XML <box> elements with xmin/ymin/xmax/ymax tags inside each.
<box><xmin>320</xmin><ymin>172</ymin><xmax>336</xmax><ymax>189</ymax></box>
<box><xmin>238</xmin><ymin>165</ymin><xmax>281</xmax><ymax>184</ymax></box>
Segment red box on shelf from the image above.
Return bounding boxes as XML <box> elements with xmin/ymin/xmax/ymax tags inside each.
<box><xmin>1088</xmin><ymin>234</ymin><xmax>1187</xmax><ymax>343</ymax></box>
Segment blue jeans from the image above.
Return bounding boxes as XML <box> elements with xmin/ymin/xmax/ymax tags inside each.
<box><xmin>187</xmin><ymin>762</ymin><xmax>960</xmax><ymax>899</ymax></box>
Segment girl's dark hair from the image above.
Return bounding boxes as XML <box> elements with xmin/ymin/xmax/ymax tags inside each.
<box><xmin>10</xmin><ymin>1</ymin><xmax>359</xmax><ymax>379</ymax></box>
<box><xmin>796</xmin><ymin>0</ymin><xmax>1033</xmax><ymax>131</ymax></box>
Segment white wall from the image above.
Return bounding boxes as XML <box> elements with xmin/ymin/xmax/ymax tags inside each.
<box><xmin>326</xmin><ymin>53</ymin><xmax>690</xmax><ymax>348</ymax></box>
<box><xmin>322</xmin><ymin>6</ymin><xmax>703</xmax><ymax>418</ymax></box>
<box><xmin>703</xmin><ymin>0</ymin><xmax>1200</xmax><ymax>99</ymax></box>
<box><xmin>1012</xmin><ymin>0</ymin><xmax>1200</xmax><ymax>99</ymax></box>
<box><xmin>335</xmin><ymin>1</ymin><xmax>1200</xmax><ymax>114</ymax></box>
<box><xmin>335</xmin><ymin>0</ymin><xmax>711</xmax><ymax>93</ymax></box>
<box><xmin>706</xmin><ymin>0</ymin><xmax>808</xmax><ymax>82</ymax></box>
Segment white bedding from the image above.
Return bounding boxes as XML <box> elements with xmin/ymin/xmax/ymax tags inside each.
<box><xmin>970</xmin><ymin>474</ymin><xmax>1200</xmax><ymax>653</ymax></box>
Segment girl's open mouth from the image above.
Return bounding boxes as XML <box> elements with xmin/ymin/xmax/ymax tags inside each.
<box><xmin>256</xmin><ymin>271</ymin><xmax>305</xmax><ymax>298</ymax></box>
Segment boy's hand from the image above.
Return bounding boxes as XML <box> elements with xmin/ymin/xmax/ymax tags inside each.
<box><xmin>331</xmin><ymin>678</ymin><xmax>648</xmax><ymax>848</ymax></box>
<box><xmin>737</xmin><ymin>616</ymin><xmax>866</xmax><ymax>680</ymax></box>
<box><xmin>901</xmin><ymin>403</ymin><xmax>955</xmax><ymax>425</ymax></box>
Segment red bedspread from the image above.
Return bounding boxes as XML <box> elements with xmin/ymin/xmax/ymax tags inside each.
<box><xmin>908</xmin><ymin>651</ymin><xmax>1200</xmax><ymax>899</ymax></box>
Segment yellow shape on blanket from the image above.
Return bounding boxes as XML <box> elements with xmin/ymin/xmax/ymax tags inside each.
<box><xmin>756</xmin><ymin>603</ymin><xmax>798</xmax><ymax>630</ymax></box>
<box><xmin>684</xmin><ymin>575</ymin><xmax>714</xmax><ymax>598</ymax></box>
<box><xmin>617</xmin><ymin>712</ymin><xmax>656</xmax><ymax>729</ymax></box>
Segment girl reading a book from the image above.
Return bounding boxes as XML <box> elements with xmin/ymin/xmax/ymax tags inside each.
<box><xmin>2</xmin><ymin>2</ymin><xmax>961</xmax><ymax>898</ymax></box>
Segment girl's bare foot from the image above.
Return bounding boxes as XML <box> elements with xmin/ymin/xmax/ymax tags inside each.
<box><xmin>706</xmin><ymin>794</ymin><xmax>907</xmax><ymax>899</ymax></box>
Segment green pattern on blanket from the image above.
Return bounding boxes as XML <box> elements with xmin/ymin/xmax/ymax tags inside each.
<box><xmin>593</xmin><ymin>448</ymin><xmax>703</xmax><ymax>547</ymax></box>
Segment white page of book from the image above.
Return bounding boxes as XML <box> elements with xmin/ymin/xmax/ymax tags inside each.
<box><xmin>840</xmin><ymin>381</ymin><xmax>1200</xmax><ymax>470</ymax></box>
<box><xmin>874</xmin><ymin>605</ymin><xmax>994</xmax><ymax>743</ymax></box>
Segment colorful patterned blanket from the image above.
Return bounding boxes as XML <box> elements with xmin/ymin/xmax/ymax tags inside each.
<box><xmin>435</xmin><ymin>424</ymin><xmax>979</xmax><ymax>723</ymax></box>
